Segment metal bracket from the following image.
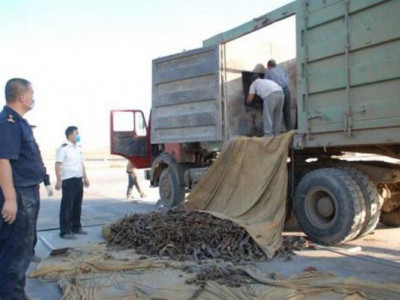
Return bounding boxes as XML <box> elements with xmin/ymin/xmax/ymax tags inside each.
<box><xmin>344</xmin><ymin>0</ymin><xmax>353</xmax><ymax>138</ymax></box>
<box><xmin>306</xmin><ymin>111</ymin><xmax>324</xmax><ymax>140</ymax></box>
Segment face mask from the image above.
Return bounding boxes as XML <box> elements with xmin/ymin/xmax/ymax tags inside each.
<box><xmin>74</xmin><ymin>134</ymin><xmax>81</xmax><ymax>143</ymax></box>
<box><xmin>22</xmin><ymin>96</ymin><xmax>35</xmax><ymax>110</ymax></box>
<box><xmin>29</xmin><ymin>98</ymin><xmax>35</xmax><ymax>109</ymax></box>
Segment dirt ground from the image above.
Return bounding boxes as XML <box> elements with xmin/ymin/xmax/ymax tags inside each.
<box><xmin>26</xmin><ymin>162</ymin><xmax>400</xmax><ymax>299</ymax></box>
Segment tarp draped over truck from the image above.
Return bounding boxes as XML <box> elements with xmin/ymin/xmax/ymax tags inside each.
<box><xmin>187</xmin><ymin>131</ymin><xmax>296</xmax><ymax>258</ymax></box>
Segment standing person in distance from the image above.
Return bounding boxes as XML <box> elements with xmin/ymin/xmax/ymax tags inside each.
<box><xmin>0</xmin><ymin>78</ymin><xmax>46</xmax><ymax>299</ymax></box>
<box><xmin>55</xmin><ymin>126</ymin><xmax>89</xmax><ymax>239</ymax></box>
<box><xmin>126</xmin><ymin>160</ymin><xmax>146</xmax><ymax>200</ymax></box>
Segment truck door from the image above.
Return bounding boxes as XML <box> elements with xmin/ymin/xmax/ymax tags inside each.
<box><xmin>110</xmin><ymin>110</ymin><xmax>151</xmax><ymax>168</ymax></box>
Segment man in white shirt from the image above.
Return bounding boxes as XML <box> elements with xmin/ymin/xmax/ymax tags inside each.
<box><xmin>55</xmin><ymin>126</ymin><xmax>89</xmax><ymax>239</ymax></box>
<box><xmin>247</xmin><ymin>74</ymin><xmax>284</xmax><ymax>136</ymax></box>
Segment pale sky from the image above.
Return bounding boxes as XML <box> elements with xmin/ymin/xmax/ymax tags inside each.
<box><xmin>0</xmin><ymin>0</ymin><xmax>292</xmax><ymax>154</ymax></box>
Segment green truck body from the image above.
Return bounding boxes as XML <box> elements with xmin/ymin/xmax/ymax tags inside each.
<box><xmin>152</xmin><ymin>0</ymin><xmax>400</xmax><ymax>157</ymax></box>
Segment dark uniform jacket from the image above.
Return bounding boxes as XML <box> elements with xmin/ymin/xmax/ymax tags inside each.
<box><xmin>0</xmin><ymin>106</ymin><xmax>46</xmax><ymax>188</ymax></box>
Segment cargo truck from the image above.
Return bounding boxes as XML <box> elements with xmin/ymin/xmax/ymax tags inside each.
<box><xmin>110</xmin><ymin>0</ymin><xmax>400</xmax><ymax>246</ymax></box>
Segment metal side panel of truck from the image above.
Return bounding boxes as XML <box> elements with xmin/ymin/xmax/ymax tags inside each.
<box><xmin>294</xmin><ymin>0</ymin><xmax>400</xmax><ymax>149</ymax></box>
<box><xmin>151</xmin><ymin>45</ymin><xmax>223</xmax><ymax>144</ymax></box>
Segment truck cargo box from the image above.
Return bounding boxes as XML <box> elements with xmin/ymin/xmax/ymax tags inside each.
<box><xmin>151</xmin><ymin>0</ymin><xmax>400</xmax><ymax>152</ymax></box>
<box><xmin>151</xmin><ymin>16</ymin><xmax>296</xmax><ymax>145</ymax></box>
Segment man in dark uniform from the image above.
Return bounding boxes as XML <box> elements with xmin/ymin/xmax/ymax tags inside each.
<box><xmin>32</xmin><ymin>145</ymin><xmax>53</xmax><ymax>262</ymax></box>
<box><xmin>29</xmin><ymin>126</ymin><xmax>53</xmax><ymax>263</ymax></box>
<box><xmin>0</xmin><ymin>78</ymin><xmax>46</xmax><ymax>299</ymax></box>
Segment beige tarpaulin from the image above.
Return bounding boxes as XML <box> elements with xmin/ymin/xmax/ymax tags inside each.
<box><xmin>187</xmin><ymin>131</ymin><xmax>296</xmax><ymax>258</ymax></box>
<box><xmin>30</xmin><ymin>245</ymin><xmax>400</xmax><ymax>299</ymax></box>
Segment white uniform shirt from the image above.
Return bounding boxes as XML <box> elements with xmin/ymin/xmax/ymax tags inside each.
<box><xmin>249</xmin><ymin>78</ymin><xmax>282</xmax><ymax>99</ymax></box>
<box><xmin>56</xmin><ymin>141</ymin><xmax>84</xmax><ymax>181</ymax></box>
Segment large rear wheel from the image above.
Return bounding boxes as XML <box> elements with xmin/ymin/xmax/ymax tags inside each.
<box><xmin>341</xmin><ymin>167</ymin><xmax>382</xmax><ymax>237</ymax></box>
<box><xmin>294</xmin><ymin>168</ymin><xmax>366</xmax><ymax>245</ymax></box>
<box><xmin>159</xmin><ymin>168</ymin><xmax>184</xmax><ymax>207</ymax></box>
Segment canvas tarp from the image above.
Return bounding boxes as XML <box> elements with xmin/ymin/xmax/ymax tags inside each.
<box><xmin>30</xmin><ymin>245</ymin><xmax>400</xmax><ymax>300</ymax></box>
<box><xmin>187</xmin><ymin>131</ymin><xmax>296</xmax><ymax>258</ymax></box>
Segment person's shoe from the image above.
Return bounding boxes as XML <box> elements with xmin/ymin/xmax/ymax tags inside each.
<box><xmin>60</xmin><ymin>233</ymin><xmax>76</xmax><ymax>239</ymax></box>
<box><xmin>126</xmin><ymin>194</ymin><xmax>131</xmax><ymax>199</ymax></box>
<box><xmin>140</xmin><ymin>192</ymin><xmax>147</xmax><ymax>198</ymax></box>
<box><xmin>73</xmin><ymin>229</ymin><xmax>88</xmax><ymax>235</ymax></box>
<box><xmin>31</xmin><ymin>255</ymin><xmax>42</xmax><ymax>262</ymax></box>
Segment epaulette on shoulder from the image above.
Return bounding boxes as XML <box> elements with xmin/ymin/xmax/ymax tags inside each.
<box><xmin>61</xmin><ymin>143</ymin><xmax>67</xmax><ymax>147</ymax></box>
<box><xmin>6</xmin><ymin>115</ymin><xmax>15</xmax><ymax>123</ymax></box>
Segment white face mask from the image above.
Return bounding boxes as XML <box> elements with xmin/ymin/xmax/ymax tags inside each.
<box><xmin>22</xmin><ymin>96</ymin><xmax>35</xmax><ymax>110</ymax></box>
<box><xmin>29</xmin><ymin>97</ymin><xmax>35</xmax><ymax>109</ymax></box>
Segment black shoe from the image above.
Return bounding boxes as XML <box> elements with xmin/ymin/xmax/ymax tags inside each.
<box><xmin>60</xmin><ymin>233</ymin><xmax>77</xmax><ymax>239</ymax></box>
<box><xmin>73</xmin><ymin>229</ymin><xmax>88</xmax><ymax>235</ymax></box>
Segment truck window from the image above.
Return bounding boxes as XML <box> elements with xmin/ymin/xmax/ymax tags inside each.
<box><xmin>134</xmin><ymin>112</ymin><xmax>147</xmax><ymax>136</ymax></box>
<box><xmin>113</xmin><ymin>111</ymin><xmax>134</xmax><ymax>132</ymax></box>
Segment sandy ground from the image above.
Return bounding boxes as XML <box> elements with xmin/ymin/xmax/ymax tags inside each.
<box><xmin>25</xmin><ymin>163</ymin><xmax>400</xmax><ymax>299</ymax></box>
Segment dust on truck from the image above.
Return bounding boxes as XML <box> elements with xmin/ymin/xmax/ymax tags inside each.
<box><xmin>110</xmin><ymin>0</ymin><xmax>400</xmax><ymax>246</ymax></box>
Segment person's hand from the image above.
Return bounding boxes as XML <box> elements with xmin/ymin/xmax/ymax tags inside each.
<box><xmin>84</xmin><ymin>178</ymin><xmax>90</xmax><ymax>188</ymax></box>
<box><xmin>1</xmin><ymin>197</ymin><xmax>17</xmax><ymax>224</ymax></box>
<box><xmin>55</xmin><ymin>181</ymin><xmax>61</xmax><ymax>191</ymax></box>
<box><xmin>46</xmin><ymin>185</ymin><xmax>53</xmax><ymax>197</ymax></box>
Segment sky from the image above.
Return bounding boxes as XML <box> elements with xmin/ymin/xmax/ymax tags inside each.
<box><xmin>0</xmin><ymin>0</ymin><xmax>293</xmax><ymax>155</ymax></box>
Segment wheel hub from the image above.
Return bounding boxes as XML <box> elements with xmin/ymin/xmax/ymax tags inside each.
<box><xmin>160</xmin><ymin>176</ymin><xmax>171</xmax><ymax>199</ymax></box>
<box><xmin>317</xmin><ymin>196</ymin><xmax>334</xmax><ymax>217</ymax></box>
<box><xmin>305</xmin><ymin>189</ymin><xmax>338</xmax><ymax>228</ymax></box>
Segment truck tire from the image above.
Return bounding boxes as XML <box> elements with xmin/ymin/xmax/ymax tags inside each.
<box><xmin>294</xmin><ymin>168</ymin><xmax>366</xmax><ymax>245</ymax></box>
<box><xmin>159</xmin><ymin>168</ymin><xmax>184</xmax><ymax>207</ymax></box>
<box><xmin>341</xmin><ymin>167</ymin><xmax>382</xmax><ymax>237</ymax></box>
<box><xmin>380</xmin><ymin>207</ymin><xmax>400</xmax><ymax>227</ymax></box>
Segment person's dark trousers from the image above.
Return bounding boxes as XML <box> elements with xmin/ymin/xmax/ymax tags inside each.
<box><xmin>59</xmin><ymin>177</ymin><xmax>83</xmax><ymax>236</ymax></box>
<box><xmin>0</xmin><ymin>186</ymin><xmax>39</xmax><ymax>300</ymax></box>
<box><xmin>282</xmin><ymin>86</ymin><xmax>292</xmax><ymax>131</ymax></box>
<box><xmin>126</xmin><ymin>171</ymin><xmax>143</xmax><ymax>197</ymax></box>
<box><xmin>32</xmin><ymin>197</ymin><xmax>40</xmax><ymax>255</ymax></box>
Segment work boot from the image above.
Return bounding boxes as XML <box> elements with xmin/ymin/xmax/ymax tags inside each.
<box><xmin>60</xmin><ymin>233</ymin><xmax>76</xmax><ymax>239</ymax></box>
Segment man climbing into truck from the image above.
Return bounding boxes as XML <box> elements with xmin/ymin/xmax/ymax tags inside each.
<box><xmin>247</xmin><ymin>74</ymin><xmax>284</xmax><ymax>136</ymax></box>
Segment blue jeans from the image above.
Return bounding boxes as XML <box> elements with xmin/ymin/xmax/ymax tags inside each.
<box><xmin>0</xmin><ymin>186</ymin><xmax>39</xmax><ymax>300</ymax></box>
